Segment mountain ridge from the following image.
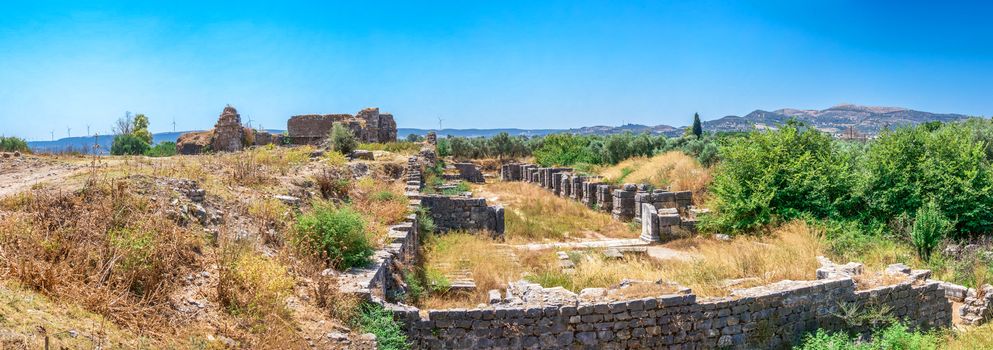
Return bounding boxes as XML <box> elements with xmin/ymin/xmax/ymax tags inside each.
<box><xmin>26</xmin><ymin>104</ymin><xmax>980</xmax><ymax>153</ymax></box>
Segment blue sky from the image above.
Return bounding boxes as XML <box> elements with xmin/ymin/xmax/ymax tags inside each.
<box><xmin>1</xmin><ymin>1</ymin><xmax>991</xmax><ymax>140</ymax></box>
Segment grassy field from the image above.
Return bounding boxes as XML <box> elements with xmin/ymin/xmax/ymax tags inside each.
<box><xmin>598</xmin><ymin>151</ymin><xmax>711</xmax><ymax>204</ymax></box>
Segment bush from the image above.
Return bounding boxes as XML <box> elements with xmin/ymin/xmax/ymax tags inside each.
<box><xmin>796</xmin><ymin>323</ymin><xmax>940</xmax><ymax>350</ymax></box>
<box><xmin>0</xmin><ymin>136</ymin><xmax>29</xmax><ymax>152</ymax></box>
<box><xmin>861</xmin><ymin>123</ymin><xmax>993</xmax><ymax>237</ymax></box>
<box><xmin>144</xmin><ymin>141</ymin><xmax>177</xmax><ymax>157</ymax></box>
<box><xmin>329</xmin><ymin>122</ymin><xmax>358</xmax><ymax>154</ymax></box>
<box><xmin>354</xmin><ymin>303</ymin><xmax>409</xmax><ymax>350</ymax></box>
<box><xmin>912</xmin><ymin>199</ymin><xmax>952</xmax><ymax>261</ymax></box>
<box><xmin>110</xmin><ymin>134</ymin><xmax>150</xmax><ymax>155</ymax></box>
<box><xmin>294</xmin><ymin>204</ymin><xmax>372</xmax><ymax>269</ymax></box>
<box><xmin>703</xmin><ymin>120</ymin><xmax>855</xmax><ymax>234</ymax></box>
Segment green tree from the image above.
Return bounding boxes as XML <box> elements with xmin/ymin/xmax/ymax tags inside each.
<box><xmin>911</xmin><ymin>199</ymin><xmax>952</xmax><ymax>261</ymax></box>
<box><xmin>692</xmin><ymin>113</ymin><xmax>703</xmax><ymax>139</ymax></box>
<box><xmin>703</xmin><ymin>120</ymin><xmax>855</xmax><ymax>234</ymax></box>
<box><xmin>111</xmin><ymin>134</ymin><xmax>150</xmax><ymax>155</ymax></box>
<box><xmin>132</xmin><ymin>113</ymin><xmax>152</xmax><ymax>144</ymax></box>
<box><xmin>329</xmin><ymin>122</ymin><xmax>358</xmax><ymax>154</ymax></box>
<box><xmin>0</xmin><ymin>136</ymin><xmax>29</xmax><ymax>152</ymax></box>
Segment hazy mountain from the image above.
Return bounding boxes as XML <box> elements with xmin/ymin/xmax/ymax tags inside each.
<box><xmin>703</xmin><ymin>104</ymin><xmax>974</xmax><ymax>135</ymax></box>
<box><xmin>26</xmin><ymin>104</ymin><xmax>977</xmax><ymax>153</ymax></box>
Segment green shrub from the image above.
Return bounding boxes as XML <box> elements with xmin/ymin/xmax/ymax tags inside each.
<box><xmin>861</xmin><ymin>123</ymin><xmax>993</xmax><ymax>238</ymax></box>
<box><xmin>703</xmin><ymin>120</ymin><xmax>856</xmax><ymax>234</ymax></box>
<box><xmin>144</xmin><ymin>141</ymin><xmax>177</xmax><ymax>157</ymax></box>
<box><xmin>0</xmin><ymin>136</ymin><xmax>29</xmax><ymax>152</ymax></box>
<box><xmin>111</xmin><ymin>134</ymin><xmax>150</xmax><ymax>155</ymax></box>
<box><xmin>294</xmin><ymin>204</ymin><xmax>372</xmax><ymax>269</ymax></box>
<box><xmin>912</xmin><ymin>199</ymin><xmax>952</xmax><ymax>261</ymax></box>
<box><xmin>329</xmin><ymin>122</ymin><xmax>358</xmax><ymax>154</ymax></box>
<box><xmin>354</xmin><ymin>303</ymin><xmax>409</xmax><ymax>350</ymax></box>
<box><xmin>795</xmin><ymin>323</ymin><xmax>940</xmax><ymax>350</ymax></box>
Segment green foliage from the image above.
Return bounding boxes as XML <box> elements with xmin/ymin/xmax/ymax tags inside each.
<box><xmin>704</xmin><ymin>120</ymin><xmax>855</xmax><ymax>234</ymax></box>
<box><xmin>436</xmin><ymin>137</ymin><xmax>451</xmax><ymax>157</ymax></box>
<box><xmin>861</xmin><ymin>123</ymin><xmax>993</xmax><ymax>237</ymax></box>
<box><xmin>0</xmin><ymin>136</ymin><xmax>29</xmax><ymax>152</ymax></box>
<box><xmin>415</xmin><ymin>206</ymin><xmax>436</xmax><ymax>236</ymax></box>
<box><xmin>132</xmin><ymin>113</ymin><xmax>152</xmax><ymax>144</ymax></box>
<box><xmin>533</xmin><ymin>133</ymin><xmax>600</xmax><ymax>166</ymax></box>
<box><xmin>294</xmin><ymin>203</ymin><xmax>372</xmax><ymax>269</ymax></box>
<box><xmin>358</xmin><ymin>142</ymin><xmax>421</xmax><ymax>153</ymax></box>
<box><xmin>373</xmin><ymin>190</ymin><xmax>403</xmax><ymax>202</ymax></box>
<box><xmin>795</xmin><ymin>323</ymin><xmax>940</xmax><ymax>350</ymax></box>
<box><xmin>329</xmin><ymin>122</ymin><xmax>358</xmax><ymax>154</ymax></box>
<box><xmin>354</xmin><ymin>303</ymin><xmax>409</xmax><ymax>350</ymax></box>
<box><xmin>144</xmin><ymin>141</ymin><xmax>177</xmax><ymax>157</ymax></box>
<box><xmin>692</xmin><ymin>113</ymin><xmax>703</xmax><ymax>139</ymax></box>
<box><xmin>110</xmin><ymin>134</ymin><xmax>150</xmax><ymax>155</ymax></box>
<box><xmin>406</xmin><ymin>133</ymin><xmax>422</xmax><ymax>142</ymax></box>
<box><xmin>911</xmin><ymin>199</ymin><xmax>952</xmax><ymax>261</ymax></box>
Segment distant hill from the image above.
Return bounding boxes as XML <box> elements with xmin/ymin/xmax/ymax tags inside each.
<box><xmin>28</xmin><ymin>130</ymin><xmax>284</xmax><ymax>154</ymax></box>
<box><xmin>27</xmin><ymin>104</ymin><xmax>978</xmax><ymax>153</ymax></box>
<box><xmin>702</xmin><ymin>104</ymin><xmax>974</xmax><ymax>135</ymax></box>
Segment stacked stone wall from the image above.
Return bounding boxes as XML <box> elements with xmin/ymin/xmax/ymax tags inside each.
<box><xmin>420</xmin><ymin>195</ymin><xmax>504</xmax><ymax>236</ymax></box>
<box><xmin>452</xmin><ymin>163</ymin><xmax>485</xmax><ymax>183</ymax></box>
<box><xmin>287</xmin><ymin>107</ymin><xmax>397</xmax><ymax>145</ymax></box>
<box><xmin>338</xmin><ymin>160</ymin><xmax>956</xmax><ymax>349</ymax></box>
<box><xmin>387</xmin><ymin>277</ymin><xmax>950</xmax><ymax>349</ymax></box>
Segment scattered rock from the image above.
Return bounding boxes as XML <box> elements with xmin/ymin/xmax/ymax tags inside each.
<box><xmin>714</xmin><ymin>234</ymin><xmax>732</xmax><ymax>241</ymax></box>
<box><xmin>359</xmin><ymin>333</ymin><xmax>377</xmax><ymax>342</ymax></box>
<box><xmin>275</xmin><ymin>195</ymin><xmax>302</xmax><ymax>206</ymax></box>
<box><xmin>603</xmin><ymin>248</ymin><xmax>624</xmax><ymax>259</ymax></box>
<box><xmin>68</xmin><ymin>330</ymin><xmax>78</xmax><ymax>338</ymax></box>
<box><xmin>488</xmin><ymin>289</ymin><xmax>502</xmax><ymax>304</ymax></box>
<box><xmin>350</xmin><ymin>163</ymin><xmax>369</xmax><ymax>178</ymax></box>
<box><xmin>12</xmin><ymin>151</ymin><xmax>20</xmax><ymax>157</ymax></box>
<box><xmin>350</xmin><ymin>150</ymin><xmax>374</xmax><ymax>160</ymax></box>
<box><xmin>326</xmin><ymin>331</ymin><xmax>349</xmax><ymax>343</ymax></box>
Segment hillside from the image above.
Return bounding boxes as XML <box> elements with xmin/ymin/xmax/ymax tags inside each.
<box><xmin>704</xmin><ymin>104</ymin><xmax>973</xmax><ymax>135</ymax></box>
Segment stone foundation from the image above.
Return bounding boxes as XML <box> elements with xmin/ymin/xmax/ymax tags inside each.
<box><xmin>287</xmin><ymin>107</ymin><xmax>397</xmax><ymax>145</ymax></box>
<box><xmin>420</xmin><ymin>195</ymin><xmax>504</xmax><ymax>237</ymax></box>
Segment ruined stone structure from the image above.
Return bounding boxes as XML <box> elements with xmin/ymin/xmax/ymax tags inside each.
<box><xmin>287</xmin><ymin>107</ymin><xmax>397</xmax><ymax>145</ymax></box>
<box><xmin>336</xmin><ymin>160</ymin><xmax>957</xmax><ymax>350</ymax></box>
<box><xmin>452</xmin><ymin>163</ymin><xmax>485</xmax><ymax>183</ymax></box>
<box><xmin>426</xmin><ymin>131</ymin><xmax>437</xmax><ymax>145</ymax></box>
<box><xmin>212</xmin><ymin>106</ymin><xmax>245</xmax><ymax>152</ymax></box>
<box><xmin>420</xmin><ymin>195</ymin><xmax>504</xmax><ymax>237</ymax></box>
<box><xmin>176</xmin><ymin>106</ymin><xmax>280</xmax><ymax>154</ymax></box>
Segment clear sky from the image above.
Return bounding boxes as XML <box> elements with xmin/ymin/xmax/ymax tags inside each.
<box><xmin>1</xmin><ymin>1</ymin><xmax>991</xmax><ymax>140</ymax></box>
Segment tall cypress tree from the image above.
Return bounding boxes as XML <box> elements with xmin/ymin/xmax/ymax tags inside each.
<box><xmin>692</xmin><ymin>113</ymin><xmax>703</xmax><ymax>139</ymax></box>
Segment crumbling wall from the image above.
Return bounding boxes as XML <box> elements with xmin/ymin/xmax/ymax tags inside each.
<box><xmin>420</xmin><ymin>195</ymin><xmax>504</xmax><ymax>237</ymax></box>
<box><xmin>388</xmin><ymin>276</ymin><xmax>950</xmax><ymax>349</ymax></box>
<box><xmin>452</xmin><ymin>163</ymin><xmax>485</xmax><ymax>183</ymax></box>
<box><xmin>287</xmin><ymin>107</ymin><xmax>398</xmax><ymax>145</ymax></box>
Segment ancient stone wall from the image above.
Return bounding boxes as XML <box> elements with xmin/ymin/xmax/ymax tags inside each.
<box><xmin>287</xmin><ymin>107</ymin><xmax>398</xmax><ymax>145</ymax></box>
<box><xmin>452</xmin><ymin>163</ymin><xmax>485</xmax><ymax>183</ymax></box>
<box><xmin>338</xmin><ymin>160</ymin><xmax>955</xmax><ymax>350</ymax></box>
<box><xmin>387</xmin><ymin>276</ymin><xmax>950</xmax><ymax>349</ymax></box>
<box><xmin>420</xmin><ymin>195</ymin><xmax>504</xmax><ymax>236</ymax></box>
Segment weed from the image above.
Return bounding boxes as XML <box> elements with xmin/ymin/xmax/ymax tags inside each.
<box><xmin>294</xmin><ymin>202</ymin><xmax>373</xmax><ymax>269</ymax></box>
<box><xmin>354</xmin><ymin>303</ymin><xmax>409</xmax><ymax>350</ymax></box>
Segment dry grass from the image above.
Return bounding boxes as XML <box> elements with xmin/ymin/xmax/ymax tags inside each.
<box><xmin>948</xmin><ymin>323</ymin><xmax>993</xmax><ymax>349</ymax></box>
<box><xmin>476</xmin><ymin>181</ymin><xmax>637</xmax><ymax>243</ymax></box>
<box><xmin>350</xmin><ymin>177</ymin><xmax>410</xmax><ymax>246</ymax></box>
<box><xmin>217</xmin><ymin>244</ymin><xmax>295</xmax><ymax>320</ymax></box>
<box><xmin>419</xmin><ymin>233</ymin><xmax>524</xmax><ymax>308</ymax></box>
<box><xmin>0</xmin><ymin>281</ymin><xmax>166</xmax><ymax>348</ymax></box>
<box><xmin>524</xmin><ymin>221</ymin><xmax>824</xmax><ymax>298</ymax></box>
<box><xmin>525</xmin><ymin>251</ymin><xmax>681</xmax><ymax>296</ymax></box>
<box><xmin>599</xmin><ymin>151</ymin><xmax>712</xmax><ymax>204</ymax></box>
<box><xmin>853</xmin><ymin>272</ymin><xmax>911</xmax><ymax>291</ymax></box>
<box><xmin>655</xmin><ymin>221</ymin><xmax>823</xmax><ymax>297</ymax></box>
<box><xmin>0</xmin><ymin>178</ymin><xmax>201</xmax><ymax>331</ymax></box>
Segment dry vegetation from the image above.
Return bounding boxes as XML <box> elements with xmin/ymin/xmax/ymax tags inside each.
<box><xmin>474</xmin><ymin>181</ymin><xmax>637</xmax><ymax>243</ymax></box>
<box><xmin>418</xmin><ymin>221</ymin><xmax>826</xmax><ymax>308</ymax></box>
<box><xmin>598</xmin><ymin>151</ymin><xmax>711</xmax><ymax>204</ymax></box>
<box><xmin>0</xmin><ymin>145</ymin><xmax>411</xmax><ymax>348</ymax></box>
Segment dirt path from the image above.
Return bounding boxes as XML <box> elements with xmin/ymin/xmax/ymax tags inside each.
<box><xmin>0</xmin><ymin>156</ymin><xmax>85</xmax><ymax>198</ymax></box>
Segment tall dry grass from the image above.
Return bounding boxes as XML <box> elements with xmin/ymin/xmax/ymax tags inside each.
<box><xmin>419</xmin><ymin>233</ymin><xmax>524</xmax><ymax>308</ymax></box>
<box><xmin>657</xmin><ymin>221</ymin><xmax>823</xmax><ymax>296</ymax></box>
<box><xmin>0</xmin><ymin>178</ymin><xmax>201</xmax><ymax>331</ymax></box>
<box><xmin>478</xmin><ymin>181</ymin><xmax>636</xmax><ymax>242</ymax></box>
<box><xmin>522</xmin><ymin>221</ymin><xmax>824</xmax><ymax>298</ymax></box>
<box><xmin>599</xmin><ymin>151</ymin><xmax>712</xmax><ymax>204</ymax></box>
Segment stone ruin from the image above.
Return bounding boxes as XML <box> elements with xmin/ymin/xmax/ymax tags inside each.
<box><xmin>328</xmin><ymin>158</ymin><xmax>967</xmax><ymax>349</ymax></box>
<box><xmin>501</xmin><ymin>163</ymin><xmax>701</xmax><ymax>243</ymax></box>
<box><xmin>287</xmin><ymin>107</ymin><xmax>397</xmax><ymax>145</ymax></box>
<box><xmin>176</xmin><ymin>106</ymin><xmax>281</xmax><ymax>154</ymax></box>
